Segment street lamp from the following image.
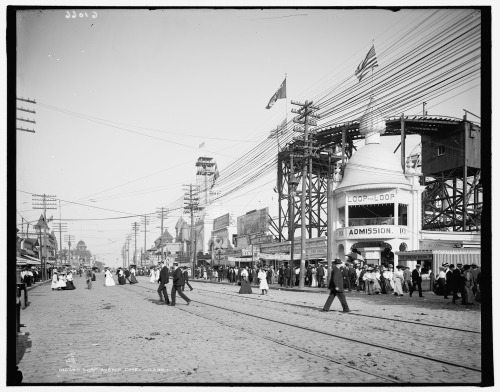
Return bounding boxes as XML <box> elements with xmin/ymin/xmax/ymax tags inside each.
<box><xmin>288</xmin><ymin>172</ymin><xmax>299</xmax><ymax>288</ymax></box>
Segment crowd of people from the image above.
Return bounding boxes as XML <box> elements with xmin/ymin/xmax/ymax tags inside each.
<box><xmin>42</xmin><ymin>258</ymin><xmax>481</xmax><ymax>307</ymax></box>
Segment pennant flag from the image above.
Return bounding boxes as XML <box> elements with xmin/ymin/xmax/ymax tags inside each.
<box><xmin>265</xmin><ymin>78</ymin><xmax>287</xmax><ymax>109</ymax></box>
<box><xmin>199</xmin><ymin>142</ymin><xmax>205</xmax><ymax>148</ymax></box>
<box><xmin>355</xmin><ymin>45</ymin><xmax>378</xmax><ymax>82</ymax></box>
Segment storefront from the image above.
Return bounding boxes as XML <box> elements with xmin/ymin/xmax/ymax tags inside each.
<box><xmin>396</xmin><ymin>249</ymin><xmax>481</xmax><ymax>274</ymax></box>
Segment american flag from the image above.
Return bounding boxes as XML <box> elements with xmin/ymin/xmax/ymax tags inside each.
<box><xmin>355</xmin><ymin>45</ymin><xmax>378</xmax><ymax>82</ymax></box>
<box><xmin>265</xmin><ymin>78</ymin><xmax>287</xmax><ymax>109</ymax></box>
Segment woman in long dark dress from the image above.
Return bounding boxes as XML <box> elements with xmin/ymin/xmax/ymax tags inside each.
<box><xmin>65</xmin><ymin>271</ymin><xmax>76</xmax><ymax>290</ymax></box>
<box><xmin>239</xmin><ymin>268</ymin><xmax>252</xmax><ymax>294</ymax></box>
<box><xmin>118</xmin><ymin>268</ymin><xmax>127</xmax><ymax>285</ymax></box>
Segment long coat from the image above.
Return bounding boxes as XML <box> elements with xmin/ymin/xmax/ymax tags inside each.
<box><xmin>158</xmin><ymin>266</ymin><xmax>169</xmax><ymax>285</ymax></box>
<box><xmin>328</xmin><ymin>265</ymin><xmax>344</xmax><ymax>293</ymax></box>
<box><xmin>172</xmin><ymin>267</ymin><xmax>185</xmax><ymax>287</ymax></box>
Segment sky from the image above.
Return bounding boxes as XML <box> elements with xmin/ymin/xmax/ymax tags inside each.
<box><xmin>12</xmin><ymin>5</ymin><xmax>488</xmax><ymax>268</ymax></box>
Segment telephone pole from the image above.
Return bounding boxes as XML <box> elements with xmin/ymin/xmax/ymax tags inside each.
<box><xmin>126</xmin><ymin>235</ymin><xmax>131</xmax><ymax>267</ymax></box>
<box><xmin>183</xmin><ymin>184</ymin><xmax>202</xmax><ymax>277</ymax></box>
<box><xmin>63</xmin><ymin>234</ymin><xmax>75</xmax><ymax>266</ymax></box>
<box><xmin>32</xmin><ymin>194</ymin><xmax>57</xmax><ymax>280</ymax></box>
<box><xmin>291</xmin><ymin>100</ymin><xmax>321</xmax><ymax>289</ymax></box>
<box><xmin>16</xmin><ymin>97</ymin><xmax>36</xmax><ymax>133</ymax></box>
<box><xmin>156</xmin><ymin>207</ymin><xmax>169</xmax><ymax>262</ymax></box>
<box><xmin>131</xmin><ymin>223</ymin><xmax>139</xmax><ymax>265</ymax></box>
<box><xmin>141</xmin><ymin>215</ymin><xmax>150</xmax><ymax>267</ymax></box>
<box><xmin>52</xmin><ymin>222</ymin><xmax>67</xmax><ymax>268</ymax></box>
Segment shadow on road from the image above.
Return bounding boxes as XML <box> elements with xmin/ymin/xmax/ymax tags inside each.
<box><xmin>16</xmin><ymin>333</ymin><xmax>32</xmax><ymax>365</ymax></box>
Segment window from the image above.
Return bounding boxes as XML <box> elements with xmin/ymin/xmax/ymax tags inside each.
<box><xmin>437</xmin><ymin>146</ymin><xmax>445</xmax><ymax>156</ymax></box>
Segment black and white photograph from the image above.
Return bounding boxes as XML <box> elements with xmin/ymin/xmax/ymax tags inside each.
<box><xmin>8</xmin><ymin>3</ymin><xmax>492</xmax><ymax>387</ymax></box>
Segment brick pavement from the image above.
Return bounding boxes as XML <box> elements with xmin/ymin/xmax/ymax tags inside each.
<box><xmin>15</xmin><ymin>273</ymin><xmax>482</xmax><ymax>384</ymax></box>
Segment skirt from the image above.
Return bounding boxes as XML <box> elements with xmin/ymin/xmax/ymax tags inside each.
<box><xmin>66</xmin><ymin>280</ymin><xmax>76</xmax><ymax>290</ymax></box>
<box><xmin>239</xmin><ymin>279</ymin><xmax>253</xmax><ymax>294</ymax></box>
<box><xmin>130</xmin><ymin>275</ymin><xmax>138</xmax><ymax>284</ymax></box>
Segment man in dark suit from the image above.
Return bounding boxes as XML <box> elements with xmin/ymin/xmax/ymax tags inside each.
<box><xmin>182</xmin><ymin>267</ymin><xmax>193</xmax><ymax>291</ymax></box>
<box><xmin>409</xmin><ymin>264</ymin><xmax>423</xmax><ymax>297</ymax></box>
<box><xmin>317</xmin><ymin>264</ymin><xmax>325</xmax><ymax>288</ymax></box>
<box><xmin>171</xmin><ymin>262</ymin><xmax>191</xmax><ymax>306</ymax></box>
<box><xmin>342</xmin><ymin>263</ymin><xmax>351</xmax><ymax>291</ymax></box>
<box><xmin>285</xmin><ymin>264</ymin><xmax>292</xmax><ymax>288</ymax></box>
<box><xmin>278</xmin><ymin>265</ymin><xmax>284</xmax><ymax>287</ymax></box>
<box><xmin>156</xmin><ymin>261</ymin><xmax>170</xmax><ymax>304</ymax></box>
<box><xmin>322</xmin><ymin>259</ymin><xmax>350</xmax><ymax>312</ymax></box>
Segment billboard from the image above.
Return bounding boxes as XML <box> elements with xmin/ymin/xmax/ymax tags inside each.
<box><xmin>214</xmin><ymin>213</ymin><xmax>231</xmax><ymax>231</ymax></box>
<box><xmin>237</xmin><ymin>208</ymin><xmax>269</xmax><ymax>237</ymax></box>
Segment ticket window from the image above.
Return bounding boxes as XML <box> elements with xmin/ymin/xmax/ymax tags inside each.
<box><xmin>348</xmin><ymin>204</ymin><xmax>395</xmax><ymax>226</ymax></box>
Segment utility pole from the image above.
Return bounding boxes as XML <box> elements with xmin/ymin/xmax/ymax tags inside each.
<box><xmin>156</xmin><ymin>207</ymin><xmax>169</xmax><ymax>262</ymax></box>
<box><xmin>32</xmin><ymin>194</ymin><xmax>57</xmax><ymax>280</ymax></box>
<box><xmin>183</xmin><ymin>184</ymin><xmax>202</xmax><ymax>278</ymax></box>
<box><xmin>63</xmin><ymin>234</ymin><xmax>75</xmax><ymax>267</ymax></box>
<box><xmin>291</xmin><ymin>100</ymin><xmax>321</xmax><ymax>289</ymax></box>
<box><xmin>141</xmin><ymin>215</ymin><xmax>150</xmax><ymax>267</ymax></box>
<box><xmin>131</xmin><ymin>223</ymin><xmax>139</xmax><ymax>265</ymax></box>
<box><xmin>16</xmin><ymin>97</ymin><xmax>36</xmax><ymax>133</ymax></box>
<box><xmin>126</xmin><ymin>235</ymin><xmax>131</xmax><ymax>267</ymax></box>
<box><xmin>53</xmin><ymin>222</ymin><xmax>67</xmax><ymax>269</ymax></box>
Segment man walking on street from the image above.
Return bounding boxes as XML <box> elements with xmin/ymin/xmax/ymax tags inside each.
<box><xmin>322</xmin><ymin>259</ymin><xmax>350</xmax><ymax>313</ymax></box>
<box><xmin>409</xmin><ymin>264</ymin><xmax>424</xmax><ymax>297</ymax></box>
<box><xmin>157</xmin><ymin>261</ymin><xmax>170</xmax><ymax>304</ymax></box>
<box><xmin>182</xmin><ymin>267</ymin><xmax>193</xmax><ymax>291</ymax></box>
<box><xmin>171</xmin><ymin>262</ymin><xmax>191</xmax><ymax>306</ymax></box>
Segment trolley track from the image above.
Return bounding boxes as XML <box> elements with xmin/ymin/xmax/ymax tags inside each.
<box><xmin>120</xmin><ymin>281</ymin><xmax>482</xmax><ymax>382</ymax></box>
<box><xmin>193</xmin><ymin>285</ymin><xmax>481</xmax><ymax>334</ymax></box>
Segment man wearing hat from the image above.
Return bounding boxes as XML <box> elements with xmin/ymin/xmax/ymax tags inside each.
<box><xmin>157</xmin><ymin>261</ymin><xmax>170</xmax><ymax>305</ymax></box>
<box><xmin>171</xmin><ymin>262</ymin><xmax>191</xmax><ymax>306</ymax></box>
<box><xmin>322</xmin><ymin>259</ymin><xmax>350</xmax><ymax>313</ymax></box>
<box><xmin>409</xmin><ymin>264</ymin><xmax>424</xmax><ymax>297</ymax></box>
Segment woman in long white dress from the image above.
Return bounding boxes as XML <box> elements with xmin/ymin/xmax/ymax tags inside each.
<box><xmin>149</xmin><ymin>268</ymin><xmax>155</xmax><ymax>283</ymax></box>
<box><xmin>154</xmin><ymin>267</ymin><xmax>160</xmax><ymax>283</ymax></box>
<box><xmin>104</xmin><ymin>269</ymin><xmax>116</xmax><ymax>286</ymax></box>
<box><xmin>51</xmin><ymin>270</ymin><xmax>59</xmax><ymax>290</ymax></box>
<box><xmin>57</xmin><ymin>272</ymin><xmax>67</xmax><ymax>290</ymax></box>
<box><xmin>258</xmin><ymin>268</ymin><xmax>269</xmax><ymax>295</ymax></box>
<box><xmin>311</xmin><ymin>267</ymin><xmax>318</xmax><ymax>287</ymax></box>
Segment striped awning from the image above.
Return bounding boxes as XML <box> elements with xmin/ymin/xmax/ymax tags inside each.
<box><xmin>16</xmin><ymin>257</ymin><xmax>28</xmax><ymax>265</ymax></box>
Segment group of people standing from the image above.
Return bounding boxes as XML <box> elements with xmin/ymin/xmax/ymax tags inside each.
<box><xmin>50</xmin><ymin>269</ymin><xmax>76</xmax><ymax>291</ymax></box>
<box><xmin>238</xmin><ymin>266</ymin><xmax>269</xmax><ymax>295</ymax></box>
<box><xmin>435</xmin><ymin>263</ymin><xmax>480</xmax><ymax>305</ymax></box>
<box><xmin>20</xmin><ymin>267</ymin><xmax>41</xmax><ymax>287</ymax></box>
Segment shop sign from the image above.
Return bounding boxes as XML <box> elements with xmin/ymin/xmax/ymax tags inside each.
<box><xmin>346</xmin><ymin>190</ymin><xmax>396</xmax><ymax>205</ymax></box>
<box><xmin>336</xmin><ymin>225</ymin><xmax>410</xmax><ymax>239</ymax></box>
<box><xmin>249</xmin><ymin>234</ymin><xmax>274</xmax><ymax>245</ymax></box>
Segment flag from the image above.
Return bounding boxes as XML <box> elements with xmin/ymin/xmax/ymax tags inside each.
<box><xmin>355</xmin><ymin>45</ymin><xmax>378</xmax><ymax>82</ymax></box>
<box><xmin>265</xmin><ymin>78</ymin><xmax>287</xmax><ymax>109</ymax></box>
<box><xmin>199</xmin><ymin>142</ymin><xmax>205</xmax><ymax>148</ymax></box>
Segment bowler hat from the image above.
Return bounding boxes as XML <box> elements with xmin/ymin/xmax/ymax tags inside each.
<box><xmin>333</xmin><ymin>259</ymin><xmax>342</xmax><ymax>264</ymax></box>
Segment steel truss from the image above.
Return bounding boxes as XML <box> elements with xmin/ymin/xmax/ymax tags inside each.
<box><xmin>269</xmin><ymin>117</ymin><xmax>482</xmax><ymax>242</ymax></box>
<box><xmin>422</xmin><ymin>167</ymin><xmax>482</xmax><ymax>231</ymax></box>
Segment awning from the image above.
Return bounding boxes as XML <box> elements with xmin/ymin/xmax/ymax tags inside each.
<box><xmin>395</xmin><ymin>249</ymin><xmax>481</xmax><ymax>266</ymax></box>
<box><xmin>16</xmin><ymin>256</ymin><xmax>41</xmax><ymax>265</ymax></box>
<box><xmin>433</xmin><ymin>249</ymin><xmax>481</xmax><ymax>266</ymax></box>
